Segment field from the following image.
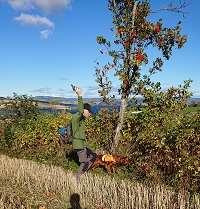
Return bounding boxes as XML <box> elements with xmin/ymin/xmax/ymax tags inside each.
<box><xmin>0</xmin><ymin>154</ymin><xmax>200</xmax><ymax>209</ymax></box>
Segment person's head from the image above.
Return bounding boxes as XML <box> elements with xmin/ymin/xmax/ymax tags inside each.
<box><xmin>70</xmin><ymin>193</ymin><xmax>81</xmax><ymax>208</ymax></box>
<box><xmin>83</xmin><ymin>103</ymin><xmax>92</xmax><ymax>118</ymax></box>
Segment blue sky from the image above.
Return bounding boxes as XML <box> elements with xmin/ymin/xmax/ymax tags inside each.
<box><xmin>0</xmin><ymin>0</ymin><xmax>199</xmax><ymax>98</ymax></box>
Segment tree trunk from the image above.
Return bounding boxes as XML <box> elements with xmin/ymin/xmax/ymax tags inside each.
<box><xmin>111</xmin><ymin>97</ymin><xmax>128</xmax><ymax>153</ymax></box>
<box><xmin>110</xmin><ymin>1</ymin><xmax>138</xmax><ymax>153</ymax></box>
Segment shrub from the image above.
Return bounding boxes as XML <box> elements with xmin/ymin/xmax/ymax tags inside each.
<box><xmin>86</xmin><ymin>108</ymin><xmax>118</xmax><ymax>151</ymax></box>
<box><xmin>4</xmin><ymin>93</ymin><xmax>39</xmax><ymax>120</ymax></box>
<box><xmin>85</xmin><ymin>83</ymin><xmax>200</xmax><ymax>193</ymax></box>
<box><xmin>3</xmin><ymin>113</ymin><xmax>71</xmax><ymax>158</ymax></box>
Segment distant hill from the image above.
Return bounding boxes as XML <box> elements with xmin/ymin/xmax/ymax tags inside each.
<box><xmin>33</xmin><ymin>96</ymin><xmax>122</xmax><ymax>113</ymax></box>
<box><xmin>33</xmin><ymin>96</ymin><xmax>103</xmax><ymax>104</ymax></box>
<box><xmin>1</xmin><ymin>95</ymin><xmax>200</xmax><ymax>115</ymax></box>
<box><xmin>33</xmin><ymin>96</ymin><xmax>200</xmax><ymax>104</ymax></box>
<box><xmin>188</xmin><ymin>97</ymin><xmax>200</xmax><ymax>105</ymax></box>
<box><xmin>1</xmin><ymin>95</ymin><xmax>200</xmax><ymax>106</ymax></box>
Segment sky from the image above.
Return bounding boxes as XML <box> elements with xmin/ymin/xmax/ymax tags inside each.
<box><xmin>0</xmin><ymin>0</ymin><xmax>199</xmax><ymax>98</ymax></box>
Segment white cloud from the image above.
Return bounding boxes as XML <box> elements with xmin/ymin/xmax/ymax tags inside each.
<box><xmin>30</xmin><ymin>87</ymin><xmax>52</xmax><ymax>94</ymax></box>
<box><xmin>30</xmin><ymin>87</ymin><xmax>71</xmax><ymax>97</ymax></box>
<box><xmin>87</xmin><ymin>86</ymin><xmax>98</xmax><ymax>91</ymax></box>
<box><xmin>14</xmin><ymin>13</ymin><xmax>54</xmax><ymax>28</ymax></box>
<box><xmin>192</xmin><ymin>88</ymin><xmax>200</xmax><ymax>97</ymax></box>
<box><xmin>34</xmin><ymin>0</ymin><xmax>71</xmax><ymax>12</ymax></box>
<box><xmin>3</xmin><ymin>0</ymin><xmax>72</xmax><ymax>39</ymax></box>
<box><xmin>7</xmin><ymin>0</ymin><xmax>33</xmax><ymax>10</ymax></box>
<box><xmin>14</xmin><ymin>13</ymin><xmax>54</xmax><ymax>39</ymax></box>
<box><xmin>40</xmin><ymin>29</ymin><xmax>52</xmax><ymax>39</ymax></box>
<box><xmin>7</xmin><ymin>0</ymin><xmax>71</xmax><ymax>12</ymax></box>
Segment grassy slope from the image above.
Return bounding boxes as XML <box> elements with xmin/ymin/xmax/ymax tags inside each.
<box><xmin>0</xmin><ymin>154</ymin><xmax>200</xmax><ymax>209</ymax></box>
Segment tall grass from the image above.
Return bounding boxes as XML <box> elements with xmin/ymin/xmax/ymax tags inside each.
<box><xmin>0</xmin><ymin>154</ymin><xmax>199</xmax><ymax>209</ymax></box>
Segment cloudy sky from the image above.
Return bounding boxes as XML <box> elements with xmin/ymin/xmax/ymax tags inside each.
<box><xmin>0</xmin><ymin>0</ymin><xmax>199</xmax><ymax>98</ymax></box>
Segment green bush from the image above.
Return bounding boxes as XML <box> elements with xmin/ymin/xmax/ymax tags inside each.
<box><xmin>85</xmin><ymin>82</ymin><xmax>200</xmax><ymax>193</ymax></box>
<box><xmin>2</xmin><ymin>113</ymin><xmax>71</xmax><ymax>158</ymax></box>
<box><xmin>4</xmin><ymin>93</ymin><xmax>39</xmax><ymax>120</ymax></box>
<box><xmin>86</xmin><ymin>108</ymin><xmax>118</xmax><ymax>151</ymax></box>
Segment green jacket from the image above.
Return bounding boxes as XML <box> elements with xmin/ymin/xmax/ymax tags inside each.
<box><xmin>71</xmin><ymin>96</ymin><xmax>87</xmax><ymax>150</ymax></box>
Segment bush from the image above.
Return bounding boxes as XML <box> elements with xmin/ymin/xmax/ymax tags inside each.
<box><xmin>2</xmin><ymin>113</ymin><xmax>71</xmax><ymax>159</ymax></box>
<box><xmin>85</xmin><ymin>82</ymin><xmax>200</xmax><ymax>193</ymax></box>
<box><xmin>3</xmin><ymin>93</ymin><xmax>39</xmax><ymax>120</ymax></box>
<box><xmin>86</xmin><ymin>108</ymin><xmax>118</xmax><ymax>151</ymax></box>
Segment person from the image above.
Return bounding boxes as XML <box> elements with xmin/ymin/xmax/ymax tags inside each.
<box><xmin>71</xmin><ymin>86</ymin><xmax>97</xmax><ymax>183</ymax></box>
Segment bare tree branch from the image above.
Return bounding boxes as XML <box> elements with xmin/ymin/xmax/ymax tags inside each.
<box><xmin>113</xmin><ymin>0</ymin><xmax>117</xmax><ymax>8</ymax></box>
<box><xmin>132</xmin><ymin>1</ymin><xmax>138</xmax><ymax>29</ymax></box>
<box><xmin>151</xmin><ymin>0</ymin><xmax>190</xmax><ymax>17</ymax></box>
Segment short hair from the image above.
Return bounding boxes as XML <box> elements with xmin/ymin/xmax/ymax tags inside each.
<box><xmin>84</xmin><ymin>103</ymin><xmax>92</xmax><ymax>113</ymax></box>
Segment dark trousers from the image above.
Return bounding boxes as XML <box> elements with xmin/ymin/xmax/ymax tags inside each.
<box><xmin>75</xmin><ymin>147</ymin><xmax>96</xmax><ymax>180</ymax></box>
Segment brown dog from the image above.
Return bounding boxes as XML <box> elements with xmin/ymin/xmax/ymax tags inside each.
<box><xmin>90</xmin><ymin>154</ymin><xmax>131</xmax><ymax>173</ymax></box>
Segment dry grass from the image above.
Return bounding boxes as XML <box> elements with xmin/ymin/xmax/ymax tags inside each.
<box><xmin>0</xmin><ymin>154</ymin><xmax>199</xmax><ymax>209</ymax></box>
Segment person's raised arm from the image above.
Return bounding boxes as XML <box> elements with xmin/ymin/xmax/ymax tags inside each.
<box><xmin>74</xmin><ymin>86</ymin><xmax>84</xmax><ymax>114</ymax></box>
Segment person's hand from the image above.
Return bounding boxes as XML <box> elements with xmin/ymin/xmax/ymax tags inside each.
<box><xmin>74</xmin><ymin>86</ymin><xmax>83</xmax><ymax>97</ymax></box>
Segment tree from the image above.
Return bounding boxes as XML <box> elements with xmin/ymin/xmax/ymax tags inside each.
<box><xmin>5</xmin><ymin>93</ymin><xmax>39</xmax><ymax>120</ymax></box>
<box><xmin>95</xmin><ymin>0</ymin><xmax>187</xmax><ymax>153</ymax></box>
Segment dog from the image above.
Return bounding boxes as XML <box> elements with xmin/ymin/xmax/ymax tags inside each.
<box><xmin>90</xmin><ymin>154</ymin><xmax>132</xmax><ymax>173</ymax></box>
